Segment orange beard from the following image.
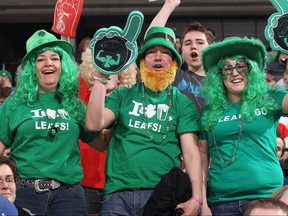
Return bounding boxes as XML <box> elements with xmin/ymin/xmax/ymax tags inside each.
<box><xmin>140</xmin><ymin>59</ymin><xmax>178</xmax><ymax>92</ymax></box>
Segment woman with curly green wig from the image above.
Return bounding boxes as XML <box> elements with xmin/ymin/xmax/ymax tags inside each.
<box><xmin>0</xmin><ymin>29</ymin><xmax>103</xmax><ymax>215</ymax></box>
<box><xmin>199</xmin><ymin>37</ymin><xmax>288</xmax><ymax>216</ymax></box>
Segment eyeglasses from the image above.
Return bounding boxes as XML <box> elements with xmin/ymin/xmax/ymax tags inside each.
<box><xmin>221</xmin><ymin>60</ymin><xmax>250</xmax><ymax>78</ymax></box>
<box><xmin>0</xmin><ymin>177</ymin><xmax>15</xmax><ymax>186</ymax></box>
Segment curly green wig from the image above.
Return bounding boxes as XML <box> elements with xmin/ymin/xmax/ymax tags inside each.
<box><xmin>10</xmin><ymin>46</ymin><xmax>86</xmax><ymax>123</ymax></box>
<box><xmin>201</xmin><ymin>55</ymin><xmax>280</xmax><ymax>131</ymax></box>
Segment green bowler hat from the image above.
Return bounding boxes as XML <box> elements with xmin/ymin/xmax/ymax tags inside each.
<box><xmin>22</xmin><ymin>29</ymin><xmax>74</xmax><ymax>63</ymax></box>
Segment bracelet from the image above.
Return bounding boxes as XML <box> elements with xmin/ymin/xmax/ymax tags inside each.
<box><xmin>191</xmin><ymin>196</ymin><xmax>203</xmax><ymax>206</ymax></box>
<box><xmin>93</xmin><ymin>76</ymin><xmax>108</xmax><ymax>84</ymax></box>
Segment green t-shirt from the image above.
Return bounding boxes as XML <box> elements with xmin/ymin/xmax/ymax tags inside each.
<box><xmin>199</xmin><ymin>89</ymin><xmax>287</xmax><ymax>205</ymax></box>
<box><xmin>0</xmin><ymin>93</ymin><xmax>97</xmax><ymax>184</ymax></box>
<box><xmin>104</xmin><ymin>82</ymin><xmax>199</xmax><ymax>194</ymax></box>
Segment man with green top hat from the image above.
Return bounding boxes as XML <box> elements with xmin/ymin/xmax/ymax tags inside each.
<box><xmin>86</xmin><ymin>25</ymin><xmax>202</xmax><ymax>215</ymax></box>
<box><xmin>0</xmin><ymin>70</ymin><xmax>13</xmax><ymax>88</ymax></box>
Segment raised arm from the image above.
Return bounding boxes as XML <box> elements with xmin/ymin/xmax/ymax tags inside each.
<box><xmin>177</xmin><ymin>132</ymin><xmax>202</xmax><ymax>215</ymax></box>
<box><xmin>145</xmin><ymin>0</ymin><xmax>180</xmax><ymax>37</ymax></box>
<box><xmin>86</xmin><ymin>71</ymin><xmax>116</xmax><ymax>131</ymax></box>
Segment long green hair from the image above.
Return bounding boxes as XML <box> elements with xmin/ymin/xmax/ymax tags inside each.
<box><xmin>201</xmin><ymin>55</ymin><xmax>280</xmax><ymax>131</ymax></box>
<box><xmin>10</xmin><ymin>46</ymin><xmax>86</xmax><ymax>123</ymax></box>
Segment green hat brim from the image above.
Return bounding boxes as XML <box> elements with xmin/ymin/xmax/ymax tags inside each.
<box><xmin>201</xmin><ymin>37</ymin><xmax>267</xmax><ymax>73</ymax></box>
<box><xmin>0</xmin><ymin>70</ymin><xmax>12</xmax><ymax>82</ymax></box>
<box><xmin>22</xmin><ymin>40</ymin><xmax>74</xmax><ymax>63</ymax></box>
<box><xmin>136</xmin><ymin>37</ymin><xmax>182</xmax><ymax>68</ymax></box>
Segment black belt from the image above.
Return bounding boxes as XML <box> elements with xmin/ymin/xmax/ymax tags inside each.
<box><xmin>17</xmin><ymin>179</ymin><xmax>75</xmax><ymax>193</ymax></box>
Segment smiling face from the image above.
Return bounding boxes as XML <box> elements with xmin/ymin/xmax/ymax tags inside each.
<box><xmin>181</xmin><ymin>31</ymin><xmax>209</xmax><ymax>73</ymax></box>
<box><xmin>0</xmin><ymin>164</ymin><xmax>16</xmax><ymax>203</ymax></box>
<box><xmin>221</xmin><ymin>58</ymin><xmax>250</xmax><ymax>103</ymax></box>
<box><xmin>35</xmin><ymin>50</ymin><xmax>62</xmax><ymax>93</ymax></box>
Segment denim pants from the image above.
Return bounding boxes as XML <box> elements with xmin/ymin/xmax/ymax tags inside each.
<box><xmin>83</xmin><ymin>186</ymin><xmax>102</xmax><ymax>214</ymax></box>
<box><xmin>210</xmin><ymin>199</ymin><xmax>255</xmax><ymax>216</ymax></box>
<box><xmin>15</xmin><ymin>183</ymin><xmax>88</xmax><ymax>216</ymax></box>
<box><xmin>100</xmin><ymin>189</ymin><xmax>154</xmax><ymax>216</ymax></box>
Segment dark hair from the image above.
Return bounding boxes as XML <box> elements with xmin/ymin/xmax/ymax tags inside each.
<box><xmin>0</xmin><ymin>156</ymin><xmax>18</xmax><ymax>181</ymax></box>
<box><xmin>271</xmin><ymin>185</ymin><xmax>288</xmax><ymax>200</ymax></box>
<box><xmin>244</xmin><ymin>198</ymin><xmax>288</xmax><ymax>216</ymax></box>
<box><xmin>206</xmin><ymin>28</ymin><xmax>216</xmax><ymax>37</ymax></box>
<box><xmin>182</xmin><ymin>22</ymin><xmax>213</xmax><ymax>44</ymax></box>
<box><xmin>77</xmin><ymin>37</ymin><xmax>91</xmax><ymax>52</ymax></box>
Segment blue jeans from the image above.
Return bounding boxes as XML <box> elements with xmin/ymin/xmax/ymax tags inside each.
<box><xmin>210</xmin><ymin>199</ymin><xmax>255</xmax><ymax>216</ymax></box>
<box><xmin>100</xmin><ymin>189</ymin><xmax>154</xmax><ymax>216</ymax></box>
<box><xmin>83</xmin><ymin>186</ymin><xmax>102</xmax><ymax>214</ymax></box>
<box><xmin>15</xmin><ymin>183</ymin><xmax>87</xmax><ymax>215</ymax></box>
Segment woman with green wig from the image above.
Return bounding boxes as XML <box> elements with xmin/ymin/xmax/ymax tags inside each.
<box><xmin>0</xmin><ymin>29</ymin><xmax>103</xmax><ymax>215</ymax></box>
<box><xmin>199</xmin><ymin>37</ymin><xmax>288</xmax><ymax>215</ymax></box>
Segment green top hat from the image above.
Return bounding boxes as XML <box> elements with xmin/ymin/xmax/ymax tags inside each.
<box><xmin>22</xmin><ymin>29</ymin><xmax>74</xmax><ymax>63</ymax></box>
<box><xmin>136</xmin><ymin>26</ymin><xmax>182</xmax><ymax>68</ymax></box>
<box><xmin>0</xmin><ymin>70</ymin><xmax>12</xmax><ymax>82</ymax></box>
<box><xmin>201</xmin><ymin>37</ymin><xmax>267</xmax><ymax>73</ymax></box>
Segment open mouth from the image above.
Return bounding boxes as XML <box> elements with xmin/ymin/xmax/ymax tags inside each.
<box><xmin>191</xmin><ymin>52</ymin><xmax>198</xmax><ymax>58</ymax></box>
<box><xmin>42</xmin><ymin>70</ymin><xmax>54</xmax><ymax>75</ymax></box>
<box><xmin>231</xmin><ymin>79</ymin><xmax>242</xmax><ymax>83</ymax></box>
<box><xmin>153</xmin><ymin>64</ymin><xmax>163</xmax><ymax>70</ymax></box>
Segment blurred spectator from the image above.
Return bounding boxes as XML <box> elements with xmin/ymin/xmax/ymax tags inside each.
<box><xmin>206</xmin><ymin>27</ymin><xmax>216</xmax><ymax>42</ymax></box>
<box><xmin>74</xmin><ymin>36</ymin><xmax>91</xmax><ymax>64</ymax></box>
<box><xmin>282</xmin><ymin>70</ymin><xmax>288</xmax><ymax>90</ymax></box>
<box><xmin>266</xmin><ymin>72</ymin><xmax>278</xmax><ymax>88</ymax></box>
<box><xmin>243</xmin><ymin>198</ymin><xmax>288</xmax><ymax>216</ymax></box>
<box><xmin>271</xmin><ymin>185</ymin><xmax>288</xmax><ymax>205</ymax></box>
<box><xmin>176</xmin><ymin>35</ymin><xmax>182</xmax><ymax>54</ymax></box>
<box><xmin>0</xmin><ymin>156</ymin><xmax>32</xmax><ymax>215</ymax></box>
<box><xmin>0</xmin><ymin>70</ymin><xmax>13</xmax><ymax>88</ymax></box>
<box><xmin>276</xmin><ymin>125</ymin><xmax>288</xmax><ymax>185</ymax></box>
<box><xmin>0</xmin><ymin>86</ymin><xmax>12</xmax><ymax>105</ymax></box>
<box><xmin>277</xmin><ymin>128</ymin><xmax>286</xmax><ymax>162</ymax></box>
<box><xmin>267</xmin><ymin>52</ymin><xmax>288</xmax><ymax>82</ymax></box>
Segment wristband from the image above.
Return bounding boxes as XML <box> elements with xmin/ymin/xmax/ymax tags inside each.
<box><xmin>93</xmin><ymin>76</ymin><xmax>108</xmax><ymax>84</ymax></box>
<box><xmin>191</xmin><ymin>196</ymin><xmax>203</xmax><ymax>206</ymax></box>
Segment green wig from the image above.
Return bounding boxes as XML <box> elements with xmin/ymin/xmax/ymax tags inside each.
<box><xmin>201</xmin><ymin>55</ymin><xmax>280</xmax><ymax>131</ymax></box>
<box><xmin>10</xmin><ymin>46</ymin><xmax>86</xmax><ymax>124</ymax></box>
